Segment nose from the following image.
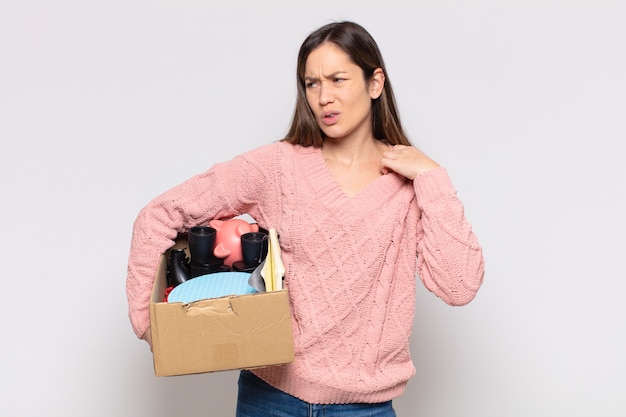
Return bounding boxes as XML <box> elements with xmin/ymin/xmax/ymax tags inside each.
<box><xmin>319</xmin><ymin>83</ymin><xmax>334</xmax><ymax>105</ymax></box>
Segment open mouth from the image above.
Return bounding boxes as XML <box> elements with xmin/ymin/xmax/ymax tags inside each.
<box><xmin>321</xmin><ymin>112</ymin><xmax>339</xmax><ymax>125</ymax></box>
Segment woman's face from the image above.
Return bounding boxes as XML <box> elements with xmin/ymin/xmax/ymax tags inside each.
<box><xmin>304</xmin><ymin>42</ymin><xmax>383</xmax><ymax>143</ymax></box>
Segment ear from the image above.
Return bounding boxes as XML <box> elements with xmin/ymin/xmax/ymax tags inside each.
<box><xmin>213</xmin><ymin>242</ymin><xmax>230</xmax><ymax>258</ymax></box>
<box><xmin>369</xmin><ymin>68</ymin><xmax>385</xmax><ymax>99</ymax></box>
<box><xmin>209</xmin><ymin>219</ymin><xmax>223</xmax><ymax>230</ymax></box>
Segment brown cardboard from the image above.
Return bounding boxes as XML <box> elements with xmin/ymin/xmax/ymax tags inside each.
<box><xmin>149</xmin><ymin>236</ymin><xmax>294</xmax><ymax>377</ymax></box>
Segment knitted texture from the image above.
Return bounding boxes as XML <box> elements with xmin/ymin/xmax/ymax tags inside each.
<box><xmin>126</xmin><ymin>141</ymin><xmax>484</xmax><ymax>404</ymax></box>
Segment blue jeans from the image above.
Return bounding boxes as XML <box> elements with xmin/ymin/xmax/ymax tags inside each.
<box><xmin>236</xmin><ymin>370</ymin><xmax>396</xmax><ymax>417</ymax></box>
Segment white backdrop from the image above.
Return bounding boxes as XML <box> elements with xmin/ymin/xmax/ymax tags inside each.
<box><xmin>1</xmin><ymin>1</ymin><xmax>625</xmax><ymax>416</ymax></box>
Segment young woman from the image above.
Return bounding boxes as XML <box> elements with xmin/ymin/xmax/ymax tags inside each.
<box><xmin>126</xmin><ymin>21</ymin><xmax>484</xmax><ymax>417</ymax></box>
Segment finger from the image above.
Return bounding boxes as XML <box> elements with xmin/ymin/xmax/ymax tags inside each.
<box><xmin>383</xmin><ymin>149</ymin><xmax>402</xmax><ymax>159</ymax></box>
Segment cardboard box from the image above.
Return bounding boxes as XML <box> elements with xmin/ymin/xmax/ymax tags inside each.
<box><xmin>150</xmin><ymin>236</ymin><xmax>294</xmax><ymax>377</ymax></box>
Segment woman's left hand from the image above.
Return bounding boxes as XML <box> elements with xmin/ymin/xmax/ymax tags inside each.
<box><xmin>381</xmin><ymin>145</ymin><xmax>440</xmax><ymax>180</ymax></box>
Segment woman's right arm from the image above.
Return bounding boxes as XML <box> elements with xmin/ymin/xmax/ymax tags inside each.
<box><xmin>125</xmin><ymin>143</ymin><xmax>284</xmax><ymax>341</ymax></box>
<box><xmin>125</xmin><ymin>167</ymin><xmax>236</xmax><ymax>340</ymax></box>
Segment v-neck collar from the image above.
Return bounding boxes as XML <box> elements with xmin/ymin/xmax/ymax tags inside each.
<box><xmin>299</xmin><ymin>146</ymin><xmax>408</xmax><ymax>220</ymax></box>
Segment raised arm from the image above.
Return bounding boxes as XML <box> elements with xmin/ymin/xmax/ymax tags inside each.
<box><xmin>413</xmin><ymin>167</ymin><xmax>484</xmax><ymax>305</ymax></box>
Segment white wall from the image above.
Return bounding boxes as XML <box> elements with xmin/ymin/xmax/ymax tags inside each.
<box><xmin>1</xmin><ymin>1</ymin><xmax>624</xmax><ymax>416</ymax></box>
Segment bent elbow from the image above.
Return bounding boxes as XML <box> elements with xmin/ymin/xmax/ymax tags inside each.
<box><xmin>443</xmin><ymin>271</ymin><xmax>484</xmax><ymax>307</ymax></box>
<box><xmin>446</xmin><ymin>289</ymin><xmax>479</xmax><ymax>306</ymax></box>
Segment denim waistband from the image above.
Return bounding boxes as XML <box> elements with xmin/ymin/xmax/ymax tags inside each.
<box><xmin>236</xmin><ymin>370</ymin><xmax>396</xmax><ymax>417</ymax></box>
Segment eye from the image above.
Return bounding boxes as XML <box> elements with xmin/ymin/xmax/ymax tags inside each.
<box><xmin>305</xmin><ymin>81</ymin><xmax>318</xmax><ymax>89</ymax></box>
<box><xmin>334</xmin><ymin>77</ymin><xmax>346</xmax><ymax>84</ymax></box>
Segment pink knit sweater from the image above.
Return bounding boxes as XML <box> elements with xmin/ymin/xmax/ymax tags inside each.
<box><xmin>126</xmin><ymin>141</ymin><xmax>484</xmax><ymax>404</ymax></box>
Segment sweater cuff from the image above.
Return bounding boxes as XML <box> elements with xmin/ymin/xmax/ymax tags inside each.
<box><xmin>130</xmin><ymin>307</ymin><xmax>150</xmax><ymax>339</ymax></box>
<box><xmin>413</xmin><ymin>167</ymin><xmax>457</xmax><ymax>206</ymax></box>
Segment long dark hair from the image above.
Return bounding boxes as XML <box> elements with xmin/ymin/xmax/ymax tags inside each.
<box><xmin>283</xmin><ymin>21</ymin><xmax>411</xmax><ymax>147</ymax></box>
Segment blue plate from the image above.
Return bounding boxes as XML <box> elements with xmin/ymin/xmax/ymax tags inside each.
<box><xmin>167</xmin><ymin>272</ymin><xmax>257</xmax><ymax>303</ymax></box>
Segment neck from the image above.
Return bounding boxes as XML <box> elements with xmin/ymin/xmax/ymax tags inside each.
<box><xmin>322</xmin><ymin>136</ymin><xmax>382</xmax><ymax>166</ymax></box>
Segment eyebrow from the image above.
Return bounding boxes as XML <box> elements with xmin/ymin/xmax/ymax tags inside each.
<box><xmin>304</xmin><ymin>71</ymin><xmax>348</xmax><ymax>82</ymax></box>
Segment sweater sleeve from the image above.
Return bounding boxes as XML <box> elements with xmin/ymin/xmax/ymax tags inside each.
<box><xmin>125</xmin><ymin>143</ymin><xmax>283</xmax><ymax>338</ymax></box>
<box><xmin>413</xmin><ymin>167</ymin><xmax>484</xmax><ymax>306</ymax></box>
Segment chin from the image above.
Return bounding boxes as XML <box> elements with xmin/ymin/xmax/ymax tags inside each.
<box><xmin>320</xmin><ymin>127</ymin><xmax>347</xmax><ymax>141</ymax></box>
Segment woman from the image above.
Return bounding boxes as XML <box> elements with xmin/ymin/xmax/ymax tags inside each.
<box><xmin>126</xmin><ymin>21</ymin><xmax>484</xmax><ymax>416</ymax></box>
